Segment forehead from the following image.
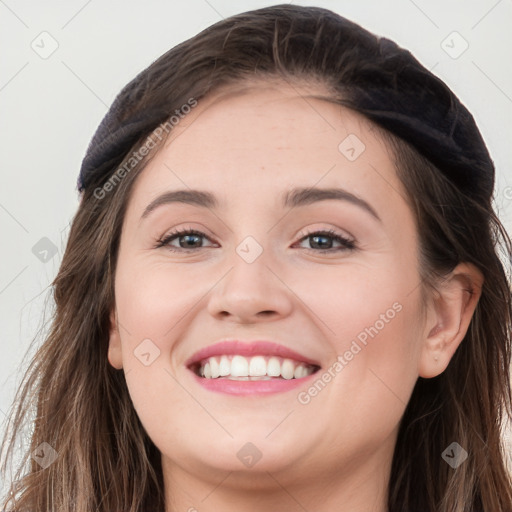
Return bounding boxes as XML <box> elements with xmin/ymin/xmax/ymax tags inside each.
<box><xmin>123</xmin><ymin>79</ymin><xmax>406</xmax><ymax>222</ymax></box>
<box><xmin>164</xmin><ymin>78</ymin><xmax>380</xmax><ymax>148</ymax></box>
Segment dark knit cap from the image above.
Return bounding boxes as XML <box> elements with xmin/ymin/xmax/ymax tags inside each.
<box><xmin>77</xmin><ymin>5</ymin><xmax>494</xmax><ymax>203</ymax></box>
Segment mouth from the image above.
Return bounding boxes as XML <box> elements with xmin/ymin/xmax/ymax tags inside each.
<box><xmin>185</xmin><ymin>340</ymin><xmax>322</xmax><ymax>389</ymax></box>
<box><xmin>190</xmin><ymin>354</ymin><xmax>321</xmax><ymax>380</ymax></box>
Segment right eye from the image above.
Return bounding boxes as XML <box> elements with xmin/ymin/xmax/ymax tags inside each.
<box><xmin>155</xmin><ymin>228</ymin><xmax>216</xmax><ymax>252</ymax></box>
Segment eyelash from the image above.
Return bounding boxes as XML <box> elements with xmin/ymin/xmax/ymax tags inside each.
<box><xmin>154</xmin><ymin>227</ymin><xmax>356</xmax><ymax>254</ymax></box>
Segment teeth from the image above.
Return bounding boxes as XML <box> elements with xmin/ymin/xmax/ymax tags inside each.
<box><xmin>231</xmin><ymin>355</ymin><xmax>248</xmax><ymax>377</ymax></box>
<box><xmin>197</xmin><ymin>355</ymin><xmax>316</xmax><ymax>380</ymax></box>
<box><xmin>219</xmin><ymin>355</ymin><xmax>230</xmax><ymax>376</ymax></box>
<box><xmin>249</xmin><ymin>355</ymin><xmax>267</xmax><ymax>376</ymax></box>
<box><xmin>267</xmin><ymin>357</ymin><xmax>281</xmax><ymax>377</ymax></box>
<box><xmin>294</xmin><ymin>365</ymin><xmax>305</xmax><ymax>379</ymax></box>
<box><xmin>281</xmin><ymin>359</ymin><xmax>295</xmax><ymax>380</ymax></box>
<box><xmin>210</xmin><ymin>357</ymin><xmax>220</xmax><ymax>378</ymax></box>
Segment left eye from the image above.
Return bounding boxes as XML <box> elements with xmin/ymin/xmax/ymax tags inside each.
<box><xmin>295</xmin><ymin>229</ymin><xmax>356</xmax><ymax>252</ymax></box>
<box><xmin>155</xmin><ymin>228</ymin><xmax>356</xmax><ymax>253</ymax></box>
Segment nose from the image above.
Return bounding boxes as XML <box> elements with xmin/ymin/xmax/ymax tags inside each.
<box><xmin>206</xmin><ymin>249</ymin><xmax>293</xmax><ymax>324</ymax></box>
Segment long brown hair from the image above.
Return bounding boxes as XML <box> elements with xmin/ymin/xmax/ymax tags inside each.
<box><xmin>1</xmin><ymin>5</ymin><xmax>511</xmax><ymax>511</ymax></box>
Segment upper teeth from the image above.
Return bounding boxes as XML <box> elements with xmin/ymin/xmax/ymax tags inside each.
<box><xmin>197</xmin><ymin>355</ymin><xmax>316</xmax><ymax>380</ymax></box>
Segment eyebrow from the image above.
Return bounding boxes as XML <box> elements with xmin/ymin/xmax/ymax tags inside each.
<box><xmin>140</xmin><ymin>187</ymin><xmax>381</xmax><ymax>222</ymax></box>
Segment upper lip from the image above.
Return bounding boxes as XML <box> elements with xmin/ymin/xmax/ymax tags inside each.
<box><xmin>185</xmin><ymin>340</ymin><xmax>322</xmax><ymax>368</ymax></box>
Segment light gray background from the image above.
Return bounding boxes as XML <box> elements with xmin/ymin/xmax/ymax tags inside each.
<box><xmin>1</xmin><ymin>0</ymin><xmax>511</xmax><ymax>482</ymax></box>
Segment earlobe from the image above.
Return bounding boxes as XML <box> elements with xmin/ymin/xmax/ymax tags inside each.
<box><xmin>107</xmin><ymin>307</ymin><xmax>124</xmax><ymax>370</ymax></box>
<box><xmin>418</xmin><ymin>263</ymin><xmax>484</xmax><ymax>379</ymax></box>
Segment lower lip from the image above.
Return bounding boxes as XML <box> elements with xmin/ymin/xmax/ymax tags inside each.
<box><xmin>189</xmin><ymin>371</ymin><xmax>318</xmax><ymax>395</ymax></box>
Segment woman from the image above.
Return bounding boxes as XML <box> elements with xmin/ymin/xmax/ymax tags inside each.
<box><xmin>1</xmin><ymin>4</ymin><xmax>511</xmax><ymax>511</ymax></box>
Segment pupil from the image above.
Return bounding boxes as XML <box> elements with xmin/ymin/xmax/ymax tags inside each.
<box><xmin>312</xmin><ymin>235</ymin><xmax>331</xmax><ymax>249</ymax></box>
<box><xmin>182</xmin><ymin>235</ymin><xmax>200</xmax><ymax>248</ymax></box>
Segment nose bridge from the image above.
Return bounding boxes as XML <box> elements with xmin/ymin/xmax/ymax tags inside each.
<box><xmin>206</xmin><ymin>233</ymin><xmax>292</xmax><ymax>321</ymax></box>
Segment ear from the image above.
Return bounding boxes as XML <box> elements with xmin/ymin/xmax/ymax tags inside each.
<box><xmin>418</xmin><ymin>262</ymin><xmax>484</xmax><ymax>378</ymax></box>
<box><xmin>107</xmin><ymin>306</ymin><xmax>124</xmax><ymax>370</ymax></box>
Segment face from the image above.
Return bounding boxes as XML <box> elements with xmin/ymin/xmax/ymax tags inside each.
<box><xmin>107</xmin><ymin>80</ymin><xmax>428</xmax><ymax>493</ymax></box>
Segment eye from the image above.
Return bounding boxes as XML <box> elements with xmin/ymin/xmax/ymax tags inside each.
<box><xmin>155</xmin><ymin>227</ymin><xmax>356</xmax><ymax>254</ymax></box>
<box><xmin>294</xmin><ymin>229</ymin><xmax>356</xmax><ymax>253</ymax></box>
<box><xmin>155</xmin><ymin>228</ymin><xmax>216</xmax><ymax>252</ymax></box>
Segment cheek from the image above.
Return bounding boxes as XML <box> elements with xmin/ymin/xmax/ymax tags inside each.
<box><xmin>112</xmin><ymin>260</ymin><xmax>199</xmax><ymax>407</ymax></box>
<box><xmin>317</xmin><ymin>290</ymin><xmax>422</xmax><ymax>426</ymax></box>
<box><xmin>114</xmin><ymin>261</ymin><xmax>193</xmax><ymax>442</ymax></box>
<box><xmin>298</xmin><ymin>295</ymin><xmax>423</xmax><ymax>457</ymax></box>
<box><xmin>301</xmin><ymin>261</ymin><xmax>423</xmax><ymax>409</ymax></box>
<box><xmin>115</xmin><ymin>258</ymin><xmax>199</xmax><ymax>343</ymax></box>
<box><xmin>300</xmin><ymin>261</ymin><xmax>421</xmax><ymax>357</ymax></box>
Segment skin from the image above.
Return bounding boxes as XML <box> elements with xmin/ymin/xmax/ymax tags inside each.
<box><xmin>107</xmin><ymin>79</ymin><xmax>483</xmax><ymax>512</ymax></box>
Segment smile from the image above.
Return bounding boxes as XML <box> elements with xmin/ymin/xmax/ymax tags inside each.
<box><xmin>194</xmin><ymin>354</ymin><xmax>319</xmax><ymax>380</ymax></box>
<box><xmin>185</xmin><ymin>340</ymin><xmax>321</xmax><ymax>395</ymax></box>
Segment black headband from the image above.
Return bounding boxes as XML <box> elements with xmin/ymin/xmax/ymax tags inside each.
<box><xmin>77</xmin><ymin>10</ymin><xmax>495</xmax><ymax>203</ymax></box>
